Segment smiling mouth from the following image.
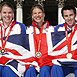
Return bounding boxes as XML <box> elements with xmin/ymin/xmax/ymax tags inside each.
<box><xmin>68</xmin><ymin>20</ymin><xmax>72</xmax><ymax>23</ymax></box>
<box><xmin>36</xmin><ymin>18</ymin><xmax>41</xmax><ymax>20</ymax></box>
<box><xmin>6</xmin><ymin>18</ymin><xmax>10</xmax><ymax>20</ymax></box>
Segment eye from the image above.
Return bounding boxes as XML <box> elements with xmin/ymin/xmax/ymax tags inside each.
<box><xmin>3</xmin><ymin>12</ymin><xmax>6</xmax><ymax>14</ymax></box>
<box><xmin>33</xmin><ymin>12</ymin><xmax>37</xmax><ymax>15</ymax></box>
<box><xmin>38</xmin><ymin>12</ymin><xmax>42</xmax><ymax>14</ymax></box>
<box><xmin>70</xmin><ymin>14</ymin><xmax>74</xmax><ymax>16</ymax></box>
<box><xmin>64</xmin><ymin>15</ymin><xmax>68</xmax><ymax>17</ymax></box>
<box><xmin>9</xmin><ymin>12</ymin><xmax>12</xmax><ymax>14</ymax></box>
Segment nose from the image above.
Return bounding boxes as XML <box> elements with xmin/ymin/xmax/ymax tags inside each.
<box><xmin>68</xmin><ymin>16</ymin><xmax>71</xmax><ymax>20</ymax></box>
<box><xmin>36</xmin><ymin>13</ymin><xmax>39</xmax><ymax>16</ymax></box>
<box><xmin>6</xmin><ymin>13</ymin><xmax>9</xmax><ymax>16</ymax></box>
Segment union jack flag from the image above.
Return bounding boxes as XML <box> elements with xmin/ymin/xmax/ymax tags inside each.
<box><xmin>0</xmin><ymin>34</ymin><xmax>38</xmax><ymax>76</ymax></box>
<box><xmin>42</xmin><ymin>27</ymin><xmax>77</xmax><ymax>67</ymax></box>
<box><xmin>0</xmin><ymin>28</ymin><xmax>77</xmax><ymax>76</ymax></box>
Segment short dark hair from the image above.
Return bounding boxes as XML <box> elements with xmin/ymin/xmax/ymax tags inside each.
<box><xmin>0</xmin><ymin>2</ymin><xmax>14</xmax><ymax>12</ymax></box>
<box><xmin>61</xmin><ymin>5</ymin><xmax>76</xmax><ymax>16</ymax></box>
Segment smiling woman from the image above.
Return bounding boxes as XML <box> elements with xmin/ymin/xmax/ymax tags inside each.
<box><xmin>31</xmin><ymin>4</ymin><xmax>45</xmax><ymax>27</ymax></box>
<box><xmin>0</xmin><ymin>2</ymin><xmax>26</xmax><ymax>77</ymax></box>
<box><xmin>25</xmin><ymin>4</ymin><xmax>54</xmax><ymax>77</ymax></box>
<box><xmin>1</xmin><ymin>2</ymin><xmax>14</xmax><ymax>27</ymax></box>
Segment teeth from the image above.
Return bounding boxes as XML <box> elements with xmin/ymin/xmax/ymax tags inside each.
<box><xmin>6</xmin><ymin>17</ymin><xmax>10</xmax><ymax>19</ymax></box>
<box><xmin>36</xmin><ymin>18</ymin><xmax>40</xmax><ymax>19</ymax></box>
<box><xmin>6</xmin><ymin>18</ymin><xmax>9</xmax><ymax>19</ymax></box>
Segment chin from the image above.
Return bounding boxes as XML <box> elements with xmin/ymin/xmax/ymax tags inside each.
<box><xmin>69</xmin><ymin>25</ymin><xmax>73</xmax><ymax>28</ymax></box>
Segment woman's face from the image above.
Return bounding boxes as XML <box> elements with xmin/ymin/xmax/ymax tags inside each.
<box><xmin>32</xmin><ymin>7</ymin><xmax>45</xmax><ymax>25</ymax></box>
<box><xmin>1</xmin><ymin>5</ymin><xmax>14</xmax><ymax>25</ymax></box>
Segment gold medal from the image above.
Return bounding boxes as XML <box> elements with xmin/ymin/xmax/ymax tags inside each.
<box><xmin>66</xmin><ymin>53</ymin><xmax>72</xmax><ymax>59</ymax></box>
<box><xmin>36</xmin><ymin>52</ymin><xmax>41</xmax><ymax>58</ymax></box>
<box><xmin>0</xmin><ymin>48</ymin><xmax>5</xmax><ymax>54</ymax></box>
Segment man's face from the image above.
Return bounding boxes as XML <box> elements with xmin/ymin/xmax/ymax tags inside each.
<box><xmin>63</xmin><ymin>9</ymin><xmax>76</xmax><ymax>28</ymax></box>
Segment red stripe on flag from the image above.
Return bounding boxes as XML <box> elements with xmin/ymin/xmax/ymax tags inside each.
<box><xmin>38</xmin><ymin>49</ymin><xmax>77</xmax><ymax>67</ymax></box>
<box><xmin>0</xmin><ymin>56</ymin><xmax>12</xmax><ymax>65</ymax></box>
<box><xmin>0</xmin><ymin>47</ymin><xmax>22</xmax><ymax>56</ymax></box>
<box><xmin>53</xmin><ymin>40</ymin><xmax>67</xmax><ymax>51</ymax></box>
<box><xmin>6</xmin><ymin>48</ymin><xmax>22</xmax><ymax>56</ymax></box>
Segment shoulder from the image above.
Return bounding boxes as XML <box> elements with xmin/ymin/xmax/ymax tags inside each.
<box><xmin>15</xmin><ymin>21</ymin><xmax>26</xmax><ymax>29</ymax></box>
<box><xmin>48</xmin><ymin>25</ymin><xmax>55</xmax><ymax>32</ymax></box>
<box><xmin>15</xmin><ymin>21</ymin><xmax>26</xmax><ymax>34</ymax></box>
<box><xmin>26</xmin><ymin>25</ymin><xmax>34</xmax><ymax>34</ymax></box>
<box><xmin>56</xmin><ymin>23</ymin><xmax>64</xmax><ymax>28</ymax></box>
<box><xmin>16</xmin><ymin>22</ymin><xmax>25</xmax><ymax>27</ymax></box>
<box><xmin>26</xmin><ymin>24</ymin><xmax>33</xmax><ymax>29</ymax></box>
<box><xmin>55</xmin><ymin>23</ymin><xmax>65</xmax><ymax>32</ymax></box>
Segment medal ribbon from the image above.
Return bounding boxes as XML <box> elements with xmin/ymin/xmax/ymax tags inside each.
<box><xmin>33</xmin><ymin>24</ymin><xmax>43</xmax><ymax>52</ymax></box>
<box><xmin>64</xmin><ymin>23</ymin><xmax>77</xmax><ymax>53</ymax></box>
<box><xmin>0</xmin><ymin>20</ymin><xmax>15</xmax><ymax>49</ymax></box>
<box><xmin>32</xmin><ymin>21</ymin><xmax>49</xmax><ymax>58</ymax></box>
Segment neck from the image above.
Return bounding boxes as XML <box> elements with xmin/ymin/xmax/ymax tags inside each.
<box><xmin>3</xmin><ymin>22</ymin><xmax>11</xmax><ymax>28</ymax></box>
<box><xmin>4</xmin><ymin>24</ymin><xmax>8</xmax><ymax>28</ymax></box>
<box><xmin>68</xmin><ymin>24</ymin><xmax>75</xmax><ymax>28</ymax></box>
<box><xmin>37</xmin><ymin>22</ymin><xmax>43</xmax><ymax>27</ymax></box>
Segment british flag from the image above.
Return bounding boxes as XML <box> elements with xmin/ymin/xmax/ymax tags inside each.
<box><xmin>44</xmin><ymin>27</ymin><xmax>77</xmax><ymax>67</ymax></box>
<box><xmin>0</xmin><ymin>34</ymin><xmax>38</xmax><ymax>76</ymax></box>
<box><xmin>0</xmin><ymin>27</ymin><xmax>77</xmax><ymax>76</ymax></box>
